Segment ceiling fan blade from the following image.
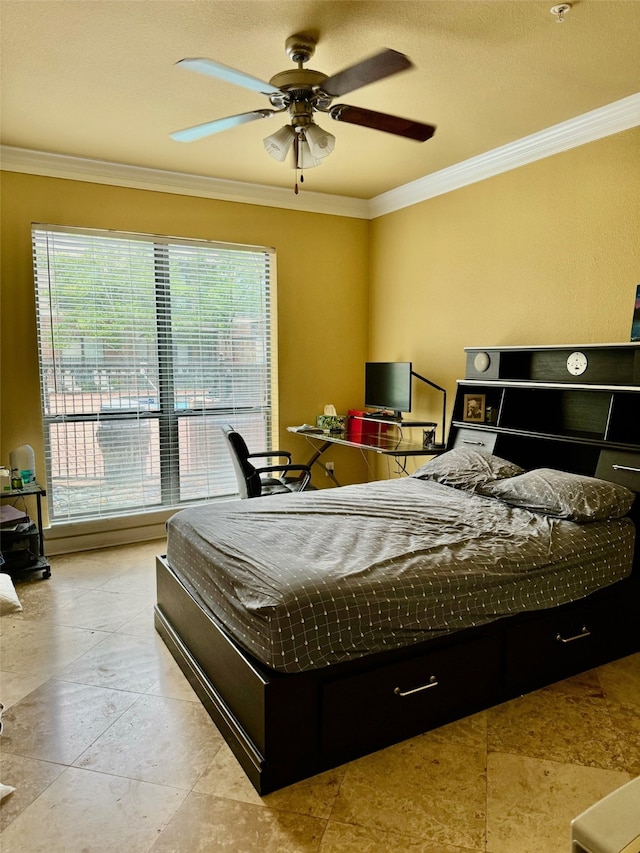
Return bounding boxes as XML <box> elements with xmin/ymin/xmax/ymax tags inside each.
<box><xmin>171</xmin><ymin>109</ymin><xmax>275</xmax><ymax>142</ymax></box>
<box><xmin>321</xmin><ymin>49</ymin><xmax>412</xmax><ymax>97</ymax></box>
<box><xmin>329</xmin><ymin>104</ymin><xmax>436</xmax><ymax>141</ymax></box>
<box><xmin>176</xmin><ymin>58</ymin><xmax>276</xmax><ymax>95</ymax></box>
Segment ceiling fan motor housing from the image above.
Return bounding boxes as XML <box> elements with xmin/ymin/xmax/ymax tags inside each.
<box><xmin>287</xmin><ymin>99</ymin><xmax>315</xmax><ymax>128</ymax></box>
<box><xmin>268</xmin><ymin>69</ymin><xmax>327</xmax><ymax>93</ymax></box>
<box><xmin>268</xmin><ymin>67</ymin><xmax>331</xmax><ymax>125</ymax></box>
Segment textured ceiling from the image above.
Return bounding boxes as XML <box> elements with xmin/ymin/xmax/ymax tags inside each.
<box><xmin>1</xmin><ymin>0</ymin><xmax>639</xmax><ymax>199</ymax></box>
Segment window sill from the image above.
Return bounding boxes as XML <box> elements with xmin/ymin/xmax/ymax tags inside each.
<box><xmin>44</xmin><ymin>498</ymin><xmax>237</xmax><ymax>555</ymax></box>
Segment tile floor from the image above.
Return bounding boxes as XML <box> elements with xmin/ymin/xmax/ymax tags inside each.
<box><xmin>0</xmin><ymin>539</ymin><xmax>638</xmax><ymax>852</ymax></box>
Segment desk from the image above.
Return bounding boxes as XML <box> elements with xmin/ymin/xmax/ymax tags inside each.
<box><xmin>288</xmin><ymin>427</ymin><xmax>445</xmax><ymax>486</ymax></box>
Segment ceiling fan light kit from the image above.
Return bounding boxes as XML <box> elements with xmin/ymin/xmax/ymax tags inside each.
<box><xmin>303</xmin><ymin>123</ymin><xmax>335</xmax><ymax>159</ymax></box>
<box><xmin>172</xmin><ymin>33</ymin><xmax>436</xmax><ymax>190</ymax></box>
<box><xmin>263</xmin><ymin>121</ymin><xmax>334</xmax><ymax>170</ymax></box>
<box><xmin>294</xmin><ymin>137</ymin><xmax>321</xmax><ymax>170</ymax></box>
<box><xmin>263</xmin><ymin>125</ymin><xmax>295</xmax><ymax>161</ymax></box>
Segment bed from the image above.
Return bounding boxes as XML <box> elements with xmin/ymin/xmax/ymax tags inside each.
<box><xmin>155</xmin><ymin>344</ymin><xmax>640</xmax><ymax>794</ymax></box>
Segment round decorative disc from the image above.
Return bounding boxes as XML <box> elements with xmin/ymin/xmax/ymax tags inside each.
<box><xmin>473</xmin><ymin>351</ymin><xmax>491</xmax><ymax>373</ymax></box>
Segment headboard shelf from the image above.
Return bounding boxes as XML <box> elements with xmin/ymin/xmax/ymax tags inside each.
<box><xmin>449</xmin><ymin>344</ymin><xmax>640</xmax><ymax>490</ymax></box>
<box><xmin>464</xmin><ymin>342</ymin><xmax>640</xmax><ymax>386</ymax></box>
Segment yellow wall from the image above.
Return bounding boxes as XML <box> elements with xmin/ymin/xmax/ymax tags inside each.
<box><xmin>2</xmin><ymin>127</ymin><xmax>639</xmax><ymax>531</ymax></box>
<box><xmin>369</xmin><ymin>128</ymin><xmax>640</xmax><ymax>471</ymax></box>
<box><xmin>0</xmin><ymin>172</ymin><xmax>371</xmax><ymax>504</ymax></box>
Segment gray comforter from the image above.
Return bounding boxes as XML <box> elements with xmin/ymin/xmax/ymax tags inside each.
<box><xmin>166</xmin><ymin>477</ymin><xmax>634</xmax><ymax>672</ymax></box>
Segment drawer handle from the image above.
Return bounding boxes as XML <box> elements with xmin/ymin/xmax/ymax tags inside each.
<box><xmin>394</xmin><ymin>675</ymin><xmax>438</xmax><ymax>697</ymax></box>
<box><xmin>556</xmin><ymin>626</ymin><xmax>591</xmax><ymax>644</ymax></box>
<box><xmin>461</xmin><ymin>439</ymin><xmax>485</xmax><ymax>446</ymax></box>
<box><xmin>612</xmin><ymin>464</ymin><xmax>640</xmax><ymax>474</ymax></box>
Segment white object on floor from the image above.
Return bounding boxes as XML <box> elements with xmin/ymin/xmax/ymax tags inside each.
<box><xmin>0</xmin><ymin>573</ymin><xmax>22</xmax><ymax>615</ymax></box>
<box><xmin>571</xmin><ymin>776</ymin><xmax>640</xmax><ymax>853</ymax></box>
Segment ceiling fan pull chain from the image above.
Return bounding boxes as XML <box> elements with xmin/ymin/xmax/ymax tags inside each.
<box><xmin>294</xmin><ymin>133</ymin><xmax>304</xmax><ymax>193</ymax></box>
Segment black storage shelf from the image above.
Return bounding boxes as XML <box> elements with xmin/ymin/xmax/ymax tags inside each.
<box><xmin>607</xmin><ymin>393</ymin><xmax>640</xmax><ymax>444</ymax></box>
<box><xmin>464</xmin><ymin>343</ymin><xmax>640</xmax><ymax>386</ymax></box>
<box><xmin>500</xmin><ymin>387</ymin><xmax>611</xmax><ymax>438</ymax></box>
<box><xmin>0</xmin><ymin>483</ymin><xmax>51</xmax><ymax>580</ymax></box>
<box><xmin>449</xmin><ymin>344</ymin><xmax>640</xmax><ymax>473</ymax></box>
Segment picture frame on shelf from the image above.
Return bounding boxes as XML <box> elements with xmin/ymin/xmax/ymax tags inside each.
<box><xmin>463</xmin><ymin>393</ymin><xmax>486</xmax><ymax>423</ymax></box>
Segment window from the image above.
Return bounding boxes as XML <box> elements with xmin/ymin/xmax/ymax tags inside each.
<box><xmin>32</xmin><ymin>225</ymin><xmax>274</xmax><ymax>522</ymax></box>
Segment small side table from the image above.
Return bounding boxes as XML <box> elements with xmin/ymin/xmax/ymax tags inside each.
<box><xmin>571</xmin><ymin>776</ymin><xmax>640</xmax><ymax>853</ymax></box>
<box><xmin>0</xmin><ymin>483</ymin><xmax>51</xmax><ymax>579</ymax></box>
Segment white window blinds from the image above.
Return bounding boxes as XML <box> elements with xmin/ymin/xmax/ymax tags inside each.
<box><xmin>32</xmin><ymin>225</ymin><xmax>274</xmax><ymax>522</ymax></box>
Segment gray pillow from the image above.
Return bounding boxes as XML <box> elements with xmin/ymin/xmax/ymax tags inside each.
<box><xmin>410</xmin><ymin>447</ymin><xmax>524</xmax><ymax>492</ymax></box>
<box><xmin>482</xmin><ymin>468</ymin><xmax>635</xmax><ymax>522</ymax></box>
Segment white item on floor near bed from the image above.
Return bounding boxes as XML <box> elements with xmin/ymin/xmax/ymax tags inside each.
<box><xmin>570</xmin><ymin>776</ymin><xmax>640</xmax><ymax>853</ymax></box>
<box><xmin>0</xmin><ymin>572</ymin><xmax>22</xmax><ymax>614</ymax></box>
<box><xmin>0</xmin><ymin>698</ymin><xmax>14</xmax><ymax>799</ymax></box>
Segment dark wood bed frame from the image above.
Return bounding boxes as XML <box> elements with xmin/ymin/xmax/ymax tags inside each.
<box><xmin>155</xmin><ymin>343</ymin><xmax>640</xmax><ymax>794</ymax></box>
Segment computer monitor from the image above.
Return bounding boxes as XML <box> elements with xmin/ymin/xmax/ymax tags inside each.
<box><xmin>364</xmin><ymin>362</ymin><xmax>412</xmax><ymax>418</ymax></box>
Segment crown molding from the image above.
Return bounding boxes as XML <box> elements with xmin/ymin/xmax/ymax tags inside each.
<box><xmin>0</xmin><ymin>146</ymin><xmax>370</xmax><ymax>219</ymax></box>
<box><xmin>370</xmin><ymin>93</ymin><xmax>640</xmax><ymax>217</ymax></box>
<box><xmin>2</xmin><ymin>93</ymin><xmax>638</xmax><ymax>220</ymax></box>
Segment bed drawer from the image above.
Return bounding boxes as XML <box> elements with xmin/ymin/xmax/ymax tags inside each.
<box><xmin>504</xmin><ymin>593</ymin><xmax>637</xmax><ymax>693</ymax></box>
<box><xmin>453</xmin><ymin>428</ymin><xmax>498</xmax><ymax>453</ymax></box>
<box><xmin>321</xmin><ymin>633</ymin><xmax>500</xmax><ymax>756</ymax></box>
<box><xmin>596</xmin><ymin>449</ymin><xmax>640</xmax><ymax>491</ymax></box>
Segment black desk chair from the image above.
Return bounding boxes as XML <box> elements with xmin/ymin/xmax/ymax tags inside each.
<box><xmin>221</xmin><ymin>425</ymin><xmax>313</xmax><ymax>499</ymax></box>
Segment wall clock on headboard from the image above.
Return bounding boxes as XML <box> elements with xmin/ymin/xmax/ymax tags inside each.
<box><xmin>566</xmin><ymin>351</ymin><xmax>588</xmax><ymax>376</ymax></box>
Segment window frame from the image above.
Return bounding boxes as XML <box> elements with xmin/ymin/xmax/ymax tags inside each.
<box><xmin>32</xmin><ymin>224</ymin><xmax>277</xmax><ymax>523</ymax></box>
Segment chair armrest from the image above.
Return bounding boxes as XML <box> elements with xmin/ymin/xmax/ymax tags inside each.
<box><xmin>256</xmin><ymin>464</ymin><xmax>310</xmax><ymax>476</ymax></box>
<box><xmin>247</xmin><ymin>450</ymin><xmax>292</xmax><ymax>462</ymax></box>
<box><xmin>256</xmin><ymin>463</ymin><xmax>312</xmax><ymax>490</ymax></box>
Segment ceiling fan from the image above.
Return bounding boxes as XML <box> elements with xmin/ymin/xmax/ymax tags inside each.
<box><xmin>171</xmin><ymin>34</ymin><xmax>436</xmax><ymax>186</ymax></box>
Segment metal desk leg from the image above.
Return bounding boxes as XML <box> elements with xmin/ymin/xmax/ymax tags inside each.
<box><xmin>35</xmin><ymin>493</ymin><xmax>45</xmax><ymax>558</ymax></box>
<box><xmin>304</xmin><ymin>439</ymin><xmax>341</xmax><ymax>486</ymax></box>
<box><xmin>35</xmin><ymin>491</ymin><xmax>51</xmax><ymax>578</ymax></box>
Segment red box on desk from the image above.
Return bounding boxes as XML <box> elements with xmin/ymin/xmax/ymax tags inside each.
<box><xmin>347</xmin><ymin>410</ymin><xmax>388</xmax><ymax>442</ymax></box>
